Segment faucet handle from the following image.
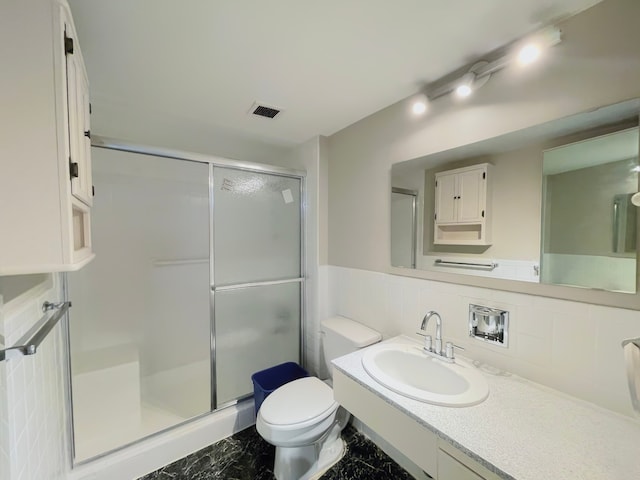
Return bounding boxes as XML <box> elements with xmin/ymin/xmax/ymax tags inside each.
<box><xmin>416</xmin><ymin>331</ymin><xmax>433</xmax><ymax>351</ymax></box>
<box><xmin>445</xmin><ymin>341</ymin><xmax>465</xmax><ymax>360</ymax></box>
<box><xmin>424</xmin><ymin>335</ymin><xmax>433</xmax><ymax>352</ymax></box>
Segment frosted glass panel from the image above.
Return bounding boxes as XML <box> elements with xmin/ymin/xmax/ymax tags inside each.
<box><xmin>215</xmin><ymin>282</ymin><xmax>300</xmax><ymax>404</ymax></box>
<box><xmin>213</xmin><ymin>168</ymin><xmax>301</xmax><ymax>286</ymax></box>
<box><xmin>68</xmin><ymin>149</ymin><xmax>211</xmax><ymax>461</ymax></box>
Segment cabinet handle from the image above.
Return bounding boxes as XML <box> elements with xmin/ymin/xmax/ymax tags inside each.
<box><xmin>64</xmin><ymin>32</ymin><xmax>74</xmax><ymax>55</ymax></box>
<box><xmin>69</xmin><ymin>161</ymin><xmax>79</xmax><ymax>179</ymax></box>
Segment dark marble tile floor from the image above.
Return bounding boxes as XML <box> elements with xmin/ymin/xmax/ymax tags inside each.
<box><xmin>139</xmin><ymin>424</ymin><xmax>414</xmax><ymax>479</ymax></box>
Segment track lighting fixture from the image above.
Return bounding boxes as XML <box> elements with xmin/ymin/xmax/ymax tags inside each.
<box><xmin>410</xmin><ymin>26</ymin><xmax>562</xmax><ymax>114</ymax></box>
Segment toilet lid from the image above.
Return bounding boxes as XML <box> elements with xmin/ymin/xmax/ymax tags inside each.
<box><xmin>260</xmin><ymin>377</ymin><xmax>337</xmax><ymax>427</ymax></box>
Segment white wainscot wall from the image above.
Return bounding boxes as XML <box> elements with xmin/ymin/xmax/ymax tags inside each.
<box><xmin>0</xmin><ymin>274</ymin><xmax>69</xmax><ymax>480</ymax></box>
<box><xmin>542</xmin><ymin>253</ymin><xmax>636</xmax><ymax>293</ymax></box>
<box><xmin>325</xmin><ymin>266</ymin><xmax>640</xmax><ymax>418</ymax></box>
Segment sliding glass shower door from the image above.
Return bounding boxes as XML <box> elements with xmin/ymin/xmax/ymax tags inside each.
<box><xmin>212</xmin><ymin>167</ymin><xmax>302</xmax><ymax>405</ymax></box>
<box><xmin>68</xmin><ymin>149</ymin><xmax>211</xmax><ymax>461</ymax></box>
<box><xmin>67</xmin><ymin>146</ymin><xmax>304</xmax><ymax>462</ymax></box>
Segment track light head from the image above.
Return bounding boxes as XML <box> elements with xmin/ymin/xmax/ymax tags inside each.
<box><xmin>411</xmin><ymin>93</ymin><xmax>428</xmax><ymax>115</ymax></box>
<box><xmin>455</xmin><ymin>73</ymin><xmax>475</xmax><ymax>98</ymax></box>
<box><xmin>516</xmin><ymin>26</ymin><xmax>562</xmax><ymax>67</ymax></box>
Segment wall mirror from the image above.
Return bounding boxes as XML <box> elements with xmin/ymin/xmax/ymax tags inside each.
<box><xmin>391</xmin><ymin>99</ymin><xmax>640</xmax><ymax>296</ymax></box>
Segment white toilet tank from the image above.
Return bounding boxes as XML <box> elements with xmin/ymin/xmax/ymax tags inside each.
<box><xmin>321</xmin><ymin>316</ymin><xmax>381</xmax><ymax>375</ymax></box>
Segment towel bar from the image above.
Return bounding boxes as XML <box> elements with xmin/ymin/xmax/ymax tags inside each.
<box><xmin>0</xmin><ymin>301</ymin><xmax>71</xmax><ymax>362</ymax></box>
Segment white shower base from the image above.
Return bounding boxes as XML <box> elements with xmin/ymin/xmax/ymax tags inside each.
<box><xmin>70</xmin><ymin>398</ymin><xmax>254</xmax><ymax>480</ymax></box>
<box><xmin>73</xmin><ymin>358</ymin><xmax>213</xmax><ymax>462</ymax></box>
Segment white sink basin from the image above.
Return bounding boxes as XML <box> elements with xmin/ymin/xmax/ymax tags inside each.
<box><xmin>361</xmin><ymin>342</ymin><xmax>489</xmax><ymax>407</ymax></box>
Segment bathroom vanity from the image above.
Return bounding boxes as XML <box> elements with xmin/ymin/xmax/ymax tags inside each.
<box><xmin>333</xmin><ymin>336</ymin><xmax>640</xmax><ymax>480</ymax></box>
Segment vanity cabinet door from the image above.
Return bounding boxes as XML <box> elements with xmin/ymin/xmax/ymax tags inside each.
<box><xmin>437</xmin><ymin>442</ymin><xmax>502</xmax><ymax>480</ymax></box>
<box><xmin>438</xmin><ymin>449</ymin><xmax>485</xmax><ymax>480</ymax></box>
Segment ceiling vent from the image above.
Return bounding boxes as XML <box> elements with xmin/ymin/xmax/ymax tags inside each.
<box><xmin>249</xmin><ymin>102</ymin><xmax>282</xmax><ymax>119</ymax></box>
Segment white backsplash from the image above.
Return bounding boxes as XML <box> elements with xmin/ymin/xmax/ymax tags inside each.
<box><xmin>0</xmin><ymin>275</ymin><xmax>70</xmax><ymax>480</ymax></box>
<box><xmin>324</xmin><ymin>265</ymin><xmax>640</xmax><ymax>418</ymax></box>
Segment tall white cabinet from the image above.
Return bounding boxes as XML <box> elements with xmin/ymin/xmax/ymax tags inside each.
<box><xmin>0</xmin><ymin>0</ymin><xmax>94</xmax><ymax>275</ymax></box>
<box><xmin>433</xmin><ymin>163</ymin><xmax>491</xmax><ymax>245</ymax></box>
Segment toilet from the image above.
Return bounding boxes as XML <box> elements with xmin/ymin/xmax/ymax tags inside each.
<box><xmin>256</xmin><ymin>316</ymin><xmax>381</xmax><ymax>480</ymax></box>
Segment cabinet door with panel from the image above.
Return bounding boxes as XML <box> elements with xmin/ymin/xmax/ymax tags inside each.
<box><xmin>456</xmin><ymin>168</ymin><xmax>485</xmax><ymax>222</ymax></box>
<box><xmin>434</xmin><ymin>172</ymin><xmax>457</xmax><ymax>224</ymax></box>
<box><xmin>65</xmin><ymin>21</ymin><xmax>93</xmax><ymax>207</ymax></box>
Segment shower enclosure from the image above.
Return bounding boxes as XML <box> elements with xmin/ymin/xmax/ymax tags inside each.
<box><xmin>66</xmin><ymin>143</ymin><xmax>304</xmax><ymax>461</ymax></box>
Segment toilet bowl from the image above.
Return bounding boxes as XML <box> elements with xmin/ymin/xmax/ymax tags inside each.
<box><xmin>257</xmin><ymin>377</ymin><xmax>348</xmax><ymax>480</ymax></box>
<box><xmin>255</xmin><ymin>316</ymin><xmax>381</xmax><ymax>480</ymax></box>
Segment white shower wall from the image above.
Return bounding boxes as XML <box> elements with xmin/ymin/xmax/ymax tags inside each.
<box><xmin>70</xmin><ymin>149</ymin><xmax>211</xmax><ymax>378</ymax></box>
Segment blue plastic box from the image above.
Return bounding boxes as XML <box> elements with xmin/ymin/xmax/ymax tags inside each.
<box><xmin>251</xmin><ymin>362</ymin><xmax>309</xmax><ymax>415</ymax></box>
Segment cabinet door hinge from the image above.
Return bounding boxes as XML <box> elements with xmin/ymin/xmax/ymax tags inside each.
<box><xmin>84</xmin><ymin>130</ymin><xmax>91</xmax><ymax>139</ymax></box>
<box><xmin>434</xmin><ymin>213</ymin><xmax>437</xmax><ymax>220</ymax></box>
<box><xmin>92</xmin><ymin>186</ymin><xmax>95</xmax><ymax>197</ymax></box>
<box><xmin>69</xmin><ymin>159</ymin><xmax>79</xmax><ymax>179</ymax></box>
<box><xmin>482</xmin><ymin>210</ymin><xmax>485</xmax><ymax>218</ymax></box>
<box><xmin>482</xmin><ymin>172</ymin><xmax>486</xmax><ymax>179</ymax></box>
<box><xmin>89</xmin><ymin>103</ymin><xmax>92</xmax><ymax>114</ymax></box>
<box><xmin>435</xmin><ymin>180</ymin><xmax>438</xmax><ymax>187</ymax></box>
<box><xmin>64</xmin><ymin>32</ymin><xmax>74</xmax><ymax>55</ymax></box>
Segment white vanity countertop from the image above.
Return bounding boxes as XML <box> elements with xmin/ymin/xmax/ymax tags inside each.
<box><xmin>332</xmin><ymin>336</ymin><xmax>640</xmax><ymax>480</ymax></box>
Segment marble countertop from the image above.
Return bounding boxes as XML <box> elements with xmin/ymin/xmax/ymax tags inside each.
<box><xmin>332</xmin><ymin>335</ymin><xmax>640</xmax><ymax>480</ymax></box>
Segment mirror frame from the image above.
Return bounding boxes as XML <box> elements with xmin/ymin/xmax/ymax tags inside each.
<box><xmin>388</xmin><ymin>103</ymin><xmax>640</xmax><ymax>311</ymax></box>
<box><xmin>387</xmin><ymin>264</ymin><xmax>640</xmax><ymax>310</ymax></box>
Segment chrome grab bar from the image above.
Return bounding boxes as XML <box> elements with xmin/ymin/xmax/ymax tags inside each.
<box><xmin>434</xmin><ymin>259</ymin><xmax>498</xmax><ymax>270</ymax></box>
<box><xmin>0</xmin><ymin>301</ymin><xmax>71</xmax><ymax>362</ymax></box>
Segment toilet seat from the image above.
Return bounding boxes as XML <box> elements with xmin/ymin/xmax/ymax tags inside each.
<box><xmin>259</xmin><ymin>377</ymin><xmax>338</xmax><ymax>430</ymax></box>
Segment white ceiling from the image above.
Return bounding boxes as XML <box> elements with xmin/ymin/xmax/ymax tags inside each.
<box><xmin>68</xmin><ymin>0</ymin><xmax>602</xmax><ymax>147</ymax></box>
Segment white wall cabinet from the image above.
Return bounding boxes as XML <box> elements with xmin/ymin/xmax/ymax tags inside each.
<box><xmin>433</xmin><ymin>163</ymin><xmax>491</xmax><ymax>245</ymax></box>
<box><xmin>0</xmin><ymin>0</ymin><xmax>94</xmax><ymax>275</ymax></box>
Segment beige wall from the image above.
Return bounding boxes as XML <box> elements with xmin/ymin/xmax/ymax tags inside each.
<box><xmin>328</xmin><ymin>0</ymin><xmax>640</xmax><ymax>274</ymax></box>
<box><xmin>420</xmin><ymin>145</ymin><xmax>542</xmax><ymax>260</ymax></box>
<box><xmin>546</xmin><ymin>158</ymin><xmax>637</xmax><ymax>256</ymax></box>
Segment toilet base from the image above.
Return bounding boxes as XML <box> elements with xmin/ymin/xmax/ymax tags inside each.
<box><xmin>307</xmin><ymin>436</ymin><xmax>346</xmax><ymax>480</ymax></box>
<box><xmin>273</xmin><ymin>436</ymin><xmax>346</xmax><ymax>480</ymax></box>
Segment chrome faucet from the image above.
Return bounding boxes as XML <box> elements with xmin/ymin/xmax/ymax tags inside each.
<box><xmin>421</xmin><ymin>310</ymin><xmax>443</xmax><ymax>355</ymax></box>
<box><xmin>419</xmin><ymin>310</ymin><xmax>462</xmax><ymax>363</ymax></box>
